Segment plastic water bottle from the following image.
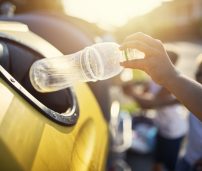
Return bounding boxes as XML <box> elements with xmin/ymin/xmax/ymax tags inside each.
<box><xmin>29</xmin><ymin>42</ymin><xmax>144</xmax><ymax>93</ymax></box>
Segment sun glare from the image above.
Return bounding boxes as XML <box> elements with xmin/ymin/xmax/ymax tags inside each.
<box><xmin>62</xmin><ymin>0</ymin><xmax>163</xmax><ymax>29</ymax></box>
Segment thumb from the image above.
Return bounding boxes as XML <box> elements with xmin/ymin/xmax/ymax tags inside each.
<box><xmin>120</xmin><ymin>59</ymin><xmax>146</xmax><ymax>71</ymax></box>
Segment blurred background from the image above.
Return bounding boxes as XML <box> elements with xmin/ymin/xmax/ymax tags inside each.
<box><xmin>63</xmin><ymin>0</ymin><xmax>202</xmax><ymax>41</ymax></box>
<box><xmin>60</xmin><ymin>0</ymin><xmax>202</xmax><ymax>78</ymax></box>
<box><xmin>1</xmin><ymin>0</ymin><xmax>202</xmax><ymax>170</ymax></box>
<box><xmin>62</xmin><ymin>0</ymin><xmax>202</xmax><ymax>170</ymax></box>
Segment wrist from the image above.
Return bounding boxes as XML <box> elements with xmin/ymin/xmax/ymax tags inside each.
<box><xmin>161</xmin><ymin>66</ymin><xmax>180</xmax><ymax>89</ymax></box>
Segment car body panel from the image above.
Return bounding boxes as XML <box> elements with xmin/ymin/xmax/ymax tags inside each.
<box><xmin>0</xmin><ymin>21</ymin><xmax>108</xmax><ymax>171</ymax></box>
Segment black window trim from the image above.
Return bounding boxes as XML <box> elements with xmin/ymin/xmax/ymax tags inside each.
<box><xmin>0</xmin><ymin>34</ymin><xmax>79</xmax><ymax>126</ymax></box>
<box><xmin>0</xmin><ymin>64</ymin><xmax>79</xmax><ymax>126</ymax></box>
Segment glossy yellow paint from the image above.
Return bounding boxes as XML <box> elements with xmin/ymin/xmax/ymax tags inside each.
<box><xmin>0</xmin><ymin>78</ymin><xmax>109</xmax><ymax>171</ymax></box>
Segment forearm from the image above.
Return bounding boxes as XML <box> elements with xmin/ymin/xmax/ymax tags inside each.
<box><xmin>163</xmin><ymin>72</ymin><xmax>202</xmax><ymax>121</ymax></box>
<box><xmin>131</xmin><ymin>93</ymin><xmax>178</xmax><ymax>109</ymax></box>
<box><xmin>132</xmin><ymin>95</ymin><xmax>154</xmax><ymax>109</ymax></box>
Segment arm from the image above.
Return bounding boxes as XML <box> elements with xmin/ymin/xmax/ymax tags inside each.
<box><xmin>123</xmin><ymin>85</ymin><xmax>178</xmax><ymax>109</ymax></box>
<box><xmin>120</xmin><ymin>32</ymin><xmax>202</xmax><ymax>121</ymax></box>
<box><xmin>163</xmin><ymin>73</ymin><xmax>202</xmax><ymax>119</ymax></box>
<box><xmin>136</xmin><ymin>88</ymin><xmax>179</xmax><ymax>109</ymax></box>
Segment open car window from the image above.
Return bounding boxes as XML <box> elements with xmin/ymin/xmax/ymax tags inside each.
<box><xmin>0</xmin><ymin>22</ymin><xmax>79</xmax><ymax>125</ymax></box>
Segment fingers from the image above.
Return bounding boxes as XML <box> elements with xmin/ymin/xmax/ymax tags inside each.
<box><xmin>120</xmin><ymin>58</ymin><xmax>146</xmax><ymax>71</ymax></box>
<box><xmin>119</xmin><ymin>40</ymin><xmax>159</xmax><ymax>57</ymax></box>
<box><xmin>123</xmin><ymin>32</ymin><xmax>162</xmax><ymax>49</ymax></box>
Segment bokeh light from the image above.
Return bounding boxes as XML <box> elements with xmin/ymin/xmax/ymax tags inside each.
<box><xmin>62</xmin><ymin>0</ymin><xmax>164</xmax><ymax>29</ymax></box>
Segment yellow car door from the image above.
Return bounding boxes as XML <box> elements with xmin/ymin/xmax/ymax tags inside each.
<box><xmin>0</xmin><ymin>21</ymin><xmax>108</xmax><ymax>171</ymax></box>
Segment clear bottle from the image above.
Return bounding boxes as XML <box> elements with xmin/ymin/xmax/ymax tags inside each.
<box><xmin>29</xmin><ymin>42</ymin><xmax>144</xmax><ymax>93</ymax></box>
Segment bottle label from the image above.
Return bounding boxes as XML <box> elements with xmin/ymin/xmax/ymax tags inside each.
<box><xmin>123</xmin><ymin>48</ymin><xmax>145</xmax><ymax>61</ymax></box>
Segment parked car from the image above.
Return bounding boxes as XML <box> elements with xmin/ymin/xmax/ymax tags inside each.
<box><xmin>0</xmin><ymin>19</ymin><xmax>108</xmax><ymax>171</ymax></box>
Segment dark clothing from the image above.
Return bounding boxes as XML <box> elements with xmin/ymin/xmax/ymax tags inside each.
<box><xmin>176</xmin><ymin>157</ymin><xmax>192</xmax><ymax>171</ymax></box>
<box><xmin>155</xmin><ymin>133</ymin><xmax>184</xmax><ymax>170</ymax></box>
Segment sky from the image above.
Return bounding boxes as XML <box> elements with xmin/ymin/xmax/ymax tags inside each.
<box><xmin>62</xmin><ymin>0</ymin><xmax>169</xmax><ymax>29</ymax></box>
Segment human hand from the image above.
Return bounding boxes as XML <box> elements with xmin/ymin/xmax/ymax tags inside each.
<box><xmin>119</xmin><ymin>32</ymin><xmax>178</xmax><ymax>86</ymax></box>
<box><xmin>122</xmin><ymin>82</ymin><xmax>134</xmax><ymax>96</ymax></box>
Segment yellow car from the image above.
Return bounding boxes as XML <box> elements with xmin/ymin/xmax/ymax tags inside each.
<box><xmin>0</xmin><ymin>21</ymin><xmax>108</xmax><ymax>171</ymax></box>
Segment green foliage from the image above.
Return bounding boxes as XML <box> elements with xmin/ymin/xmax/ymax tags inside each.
<box><xmin>120</xmin><ymin>102</ymin><xmax>141</xmax><ymax>114</ymax></box>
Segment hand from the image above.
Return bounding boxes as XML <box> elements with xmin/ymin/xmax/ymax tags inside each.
<box><xmin>122</xmin><ymin>82</ymin><xmax>134</xmax><ymax>96</ymax></box>
<box><xmin>119</xmin><ymin>32</ymin><xmax>178</xmax><ymax>86</ymax></box>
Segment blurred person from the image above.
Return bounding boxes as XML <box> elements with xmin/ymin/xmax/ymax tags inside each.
<box><xmin>122</xmin><ymin>51</ymin><xmax>188</xmax><ymax>171</ymax></box>
<box><xmin>176</xmin><ymin>55</ymin><xmax>202</xmax><ymax>171</ymax></box>
<box><xmin>119</xmin><ymin>32</ymin><xmax>202</xmax><ymax>122</ymax></box>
